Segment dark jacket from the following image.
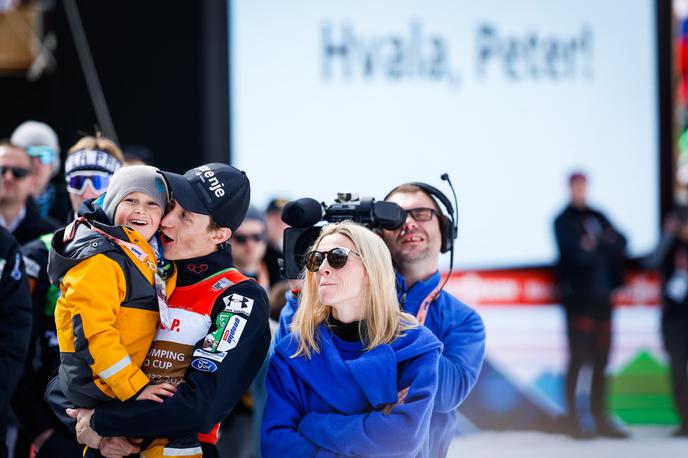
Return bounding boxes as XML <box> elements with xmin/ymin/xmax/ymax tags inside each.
<box><xmin>554</xmin><ymin>204</ymin><xmax>627</xmax><ymax>308</ymax></box>
<box><xmin>659</xmin><ymin>240</ymin><xmax>688</xmax><ymax>321</ymax></box>
<box><xmin>0</xmin><ymin>227</ymin><xmax>31</xmax><ymax>450</ymax></box>
<box><xmin>645</xmin><ymin>207</ymin><xmax>688</xmax><ymax>321</ymax></box>
<box><xmin>10</xmin><ymin>233</ymin><xmax>62</xmax><ymax>441</ymax></box>
<box><xmin>12</xmin><ymin>198</ymin><xmax>60</xmax><ymax>245</ymax></box>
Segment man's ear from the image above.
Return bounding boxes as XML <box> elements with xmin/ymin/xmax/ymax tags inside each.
<box><xmin>210</xmin><ymin>227</ymin><xmax>232</xmax><ymax>245</ymax></box>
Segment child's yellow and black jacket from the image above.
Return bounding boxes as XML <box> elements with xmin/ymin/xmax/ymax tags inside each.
<box><xmin>47</xmin><ymin>202</ymin><xmax>171</xmax><ymax>408</ymax></box>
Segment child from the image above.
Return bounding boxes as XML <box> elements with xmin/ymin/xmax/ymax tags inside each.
<box><xmin>49</xmin><ymin>165</ymin><xmax>175</xmax><ymax>412</ymax></box>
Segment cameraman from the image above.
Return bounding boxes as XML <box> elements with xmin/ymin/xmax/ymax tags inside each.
<box><xmin>278</xmin><ymin>183</ymin><xmax>485</xmax><ymax>458</ymax></box>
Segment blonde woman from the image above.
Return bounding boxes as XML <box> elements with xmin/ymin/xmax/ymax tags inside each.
<box><xmin>261</xmin><ymin>222</ymin><xmax>442</xmax><ymax>457</ymax></box>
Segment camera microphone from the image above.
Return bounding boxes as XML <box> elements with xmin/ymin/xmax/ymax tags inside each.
<box><xmin>281</xmin><ymin>198</ymin><xmax>324</xmax><ymax>228</ymax></box>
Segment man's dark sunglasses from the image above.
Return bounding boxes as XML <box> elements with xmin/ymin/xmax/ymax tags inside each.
<box><xmin>0</xmin><ymin>166</ymin><xmax>31</xmax><ymax>179</ymax></box>
<box><xmin>305</xmin><ymin>247</ymin><xmax>360</xmax><ymax>272</ymax></box>
<box><xmin>234</xmin><ymin>233</ymin><xmax>266</xmax><ymax>244</ymax></box>
<box><xmin>405</xmin><ymin>207</ymin><xmax>438</xmax><ymax>222</ymax></box>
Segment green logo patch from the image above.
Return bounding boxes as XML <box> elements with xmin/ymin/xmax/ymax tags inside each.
<box><xmin>201</xmin><ymin>311</ymin><xmax>234</xmax><ymax>353</ymax></box>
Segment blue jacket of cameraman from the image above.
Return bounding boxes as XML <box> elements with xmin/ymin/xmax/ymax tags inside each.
<box><xmin>277</xmin><ymin>271</ymin><xmax>486</xmax><ymax>458</ymax></box>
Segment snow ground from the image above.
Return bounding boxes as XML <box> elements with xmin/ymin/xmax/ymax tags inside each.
<box><xmin>447</xmin><ymin>427</ymin><xmax>688</xmax><ymax>458</ymax></box>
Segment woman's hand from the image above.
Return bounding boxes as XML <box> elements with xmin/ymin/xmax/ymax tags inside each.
<box><xmin>382</xmin><ymin>386</ymin><xmax>410</xmax><ymax>415</ymax></box>
<box><xmin>136</xmin><ymin>382</ymin><xmax>177</xmax><ymax>403</ymax></box>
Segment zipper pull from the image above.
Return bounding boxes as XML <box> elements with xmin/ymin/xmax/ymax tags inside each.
<box><xmin>400</xmin><ymin>292</ymin><xmax>407</xmax><ymax>306</ymax></box>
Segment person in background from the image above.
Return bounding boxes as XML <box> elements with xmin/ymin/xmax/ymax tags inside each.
<box><xmin>263</xmin><ymin>197</ymin><xmax>289</xmax><ymax>286</ymax></box>
<box><xmin>553</xmin><ymin>171</ymin><xmax>628</xmax><ymax>438</ymax></box>
<box><xmin>122</xmin><ymin>144</ymin><xmax>154</xmax><ymax>167</ymax></box>
<box><xmin>0</xmin><ymin>141</ymin><xmax>59</xmax><ymax>244</ymax></box>
<box><xmin>231</xmin><ymin>206</ymin><xmax>270</xmax><ymax>290</ymax></box>
<box><xmin>218</xmin><ymin>205</ymin><xmax>270</xmax><ymax>458</ymax></box>
<box><xmin>263</xmin><ymin>221</ymin><xmax>442</xmax><ymax>457</ymax></box>
<box><xmin>381</xmin><ymin>183</ymin><xmax>485</xmax><ymax>456</ymax></box>
<box><xmin>644</xmin><ymin>204</ymin><xmax>688</xmax><ymax>437</ymax></box>
<box><xmin>11</xmin><ymin>135</ymin><xmax>124</xmax><ymax>457</ymax></box>
<box><xmin>62</xmin><ymin>136</ymin><xmax>125</xmax><ymax>221</ymax></box>
<box><xmin>0</xmin><ymin>227</ymin><xmax>31</xmax><ymax>458</ymax></box>
<box><xmin>11</xmin><ymin>121</ymin><xmax>70</xmax><ymax>223</ymax></box>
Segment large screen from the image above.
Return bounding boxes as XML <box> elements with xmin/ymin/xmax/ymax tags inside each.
<box><xmin>229</xmin><ymin>0</ymin><xmax>660</xmax><ymax>269</ymax></box>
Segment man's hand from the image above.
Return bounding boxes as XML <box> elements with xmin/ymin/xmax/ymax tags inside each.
<box><xmin>99</xmin><ymin>436</ymin><xmax>141</xmax><ymax>458</ymax></box>
<box><xmin>66</xmin><ymin>408</ymin><xmax>102</xmax><ymax>449</ymax></box>
<box><xmin>136</xmin><ymin>382</ymin><xmax>177</xmax><ymax>403</ymax></box>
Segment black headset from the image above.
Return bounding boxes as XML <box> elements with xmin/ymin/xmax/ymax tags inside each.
<box><xmin>385</xmin><ymin>174</ymin><xmax>459</xmax><ymax>254</ymax></box>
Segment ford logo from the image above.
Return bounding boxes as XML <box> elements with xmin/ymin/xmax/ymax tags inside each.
<box><xmin>191</xmin><ymin>358</ymin><xmax>218</xmax><ymax>373</ymax></box>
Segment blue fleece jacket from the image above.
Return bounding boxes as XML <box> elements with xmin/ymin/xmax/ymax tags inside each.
<box><xmin>262</xmin><ymin>323</ymin><xmax>442</xmax><ymax>457</ymax></box>
<box><xmin>277</xmin><ymin>271</ymin><xmax>485</xmax><ymax>457</ymax></box>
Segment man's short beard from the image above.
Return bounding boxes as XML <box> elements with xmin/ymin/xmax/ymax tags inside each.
<box><xmin>391</xmin><ymin>243</ymin><xmax>434</xmax><ymax>265</ymax></box>
<box><xmin>0</xmin><ymin>196</ymin><xmax>20</xmax><ymax>207</ymax></box>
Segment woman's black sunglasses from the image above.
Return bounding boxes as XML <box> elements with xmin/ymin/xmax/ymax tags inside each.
<box><xmin>305</xmin><ymin>247</ymin><xmax>360</xmax><ymax>272</ymax></box>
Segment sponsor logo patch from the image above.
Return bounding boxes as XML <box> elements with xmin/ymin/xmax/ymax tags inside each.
<box><xmin>202</xmin><ymin>311</ymin><xmax>233</xmax><ymax>352</ymax></box>
<box><xmin>193</xmin><ymin>348</ymin><xmax>228</xmax><ymax>363</ymax></box>
<box><xmin>217</xmin><ymin>315</ymin><xmax>247</xmax><ymax>352</ymax></box>
<box><xmin>222</xmin><ymin>293</ymin><xmax>254</xmax><ymax>316</ymax></box>
<box><xmin>210</xmin><ymin>277</ymin><xmax>233</xmax><ymax>292</ymax></box>
<box><xmin>22</xmin><ymin>256</ymin><xmax>40</xmax><ymax>278</ymax></box>
<box><xmin>191</xmin><ymin>358</ymin><xmax>218</xmax><ymax>373</ymax></box>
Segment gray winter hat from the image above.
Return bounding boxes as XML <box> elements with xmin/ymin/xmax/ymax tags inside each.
<box><xmin>11</xmin><ymin>120</ymin><xmax>61</xmax><ymax>176</ymax></box>
<box><xmin>102</xmin><ymin>165</ymin><xmax>169</xmax><ymax>223</ymax></box>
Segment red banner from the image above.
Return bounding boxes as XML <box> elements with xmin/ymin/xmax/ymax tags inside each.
<box><xmin>442</xmin><ymin>269</ymin><xmax>661</xmax><ymax>307</ymax></box>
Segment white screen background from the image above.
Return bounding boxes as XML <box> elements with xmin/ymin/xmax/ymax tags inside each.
<box><xmin>230</xmin><ymin>0</ymin><xmax>659</xmax><ymax>269</ymax></box>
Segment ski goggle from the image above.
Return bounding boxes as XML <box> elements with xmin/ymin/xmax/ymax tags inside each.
<box><xmin>66</xmin><ymin>172</ymin><xmax>112</xmax><ymax>195</ymax></box>
<box><xmin>305</xmin><ymin>247</ymin><xmax>361</xmax><ymax>272</ymax></box>
<box><xmin>27</xmin><ymin>146</ymin><xmax>57</xmax><ymax>165</ymax></box>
